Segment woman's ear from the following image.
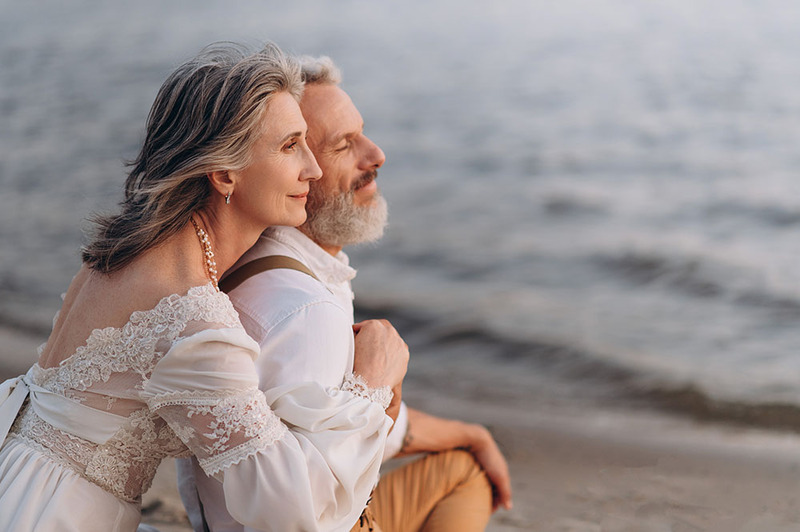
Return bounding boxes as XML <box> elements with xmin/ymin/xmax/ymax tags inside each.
<box><xmin>207</xmin><ymin>170</ymin><xmax>235</xmax><ymax>199</ymax></box>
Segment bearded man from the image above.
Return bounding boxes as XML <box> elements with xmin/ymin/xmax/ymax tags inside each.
<box><xmin>178</xmin><ymin>55</ymin><xmax>511</xmax><ymax>532</ymax></box>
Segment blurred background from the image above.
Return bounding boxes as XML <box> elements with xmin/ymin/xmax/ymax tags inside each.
<box><xmin>3</xmin><ymin>0</ymin><xmax>800</xmax><ymax>436</ymax></box>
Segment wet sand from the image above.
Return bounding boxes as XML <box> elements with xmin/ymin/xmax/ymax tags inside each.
<box><xmin>405</xmin><ymin>391</ymin><xmax>800</xmax><ymax>531</ymax></box>
<box><xmin>140</xmin><ymin>340</ymin><xmax>800</xmax><ymax>532</ymax></box>
<box><xmin>4</xmin><ymin>324</ymin><xmax>800</xmax><ymax>531</ymax></box>
<box><xmin>138</xmin><ymin>387</ymin><xmax>800</xmax><ymax>532</ymax></box>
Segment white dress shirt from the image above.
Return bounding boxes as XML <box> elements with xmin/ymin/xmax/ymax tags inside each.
<box><xmin>187</xmin><ymin>226</ymin><xmax>408</xmax><ymax>532</ymax></box>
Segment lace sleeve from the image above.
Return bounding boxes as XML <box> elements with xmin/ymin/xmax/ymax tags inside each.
<box><xmin>149</xmin><ymin>388</ymin><xmax>287</xmax><ymax>477</ymax></box>
<box><xmin>143</xmin><ymin>327</ymin><xmax>288</xmax><ymax>478</ymax></box>
<box><xmin>146</xmin><ymin>327</ymin><xmax>395</xmax><ymax>531</ymax></box>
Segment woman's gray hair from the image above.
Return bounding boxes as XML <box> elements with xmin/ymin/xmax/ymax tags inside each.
<box><xmin>298</xmin><ymin>55</ymin><xmax>342</xmax><ymax>86</ymax></box>
<box><xmin>82</xmin><ymin>42</ymin><xmax>302</xmax><ymax>273</ymax></box>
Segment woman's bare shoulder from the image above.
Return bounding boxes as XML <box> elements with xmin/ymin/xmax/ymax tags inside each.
<box><xmin>38</xmin><ymin>257</ymin><xmax>210</xmax><ymax>368</ymax></box>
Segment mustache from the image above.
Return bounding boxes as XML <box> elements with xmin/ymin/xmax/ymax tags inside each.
<box><xmin>352</xmin><ymin>170</ymin><xmax>378</xmax><ymax>191</ymax></box>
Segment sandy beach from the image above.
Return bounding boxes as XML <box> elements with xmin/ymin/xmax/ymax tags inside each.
<box><xmin>141</xmin><ymin>393</ymin><xmax>800</xmax><ymax>532</ymax></box>
<box><xmin>404</xmin><ymin>392</ymin><xmax>800</xmax><ymax>531</ymax></box>
<box><xmin>3</xmin><ymin>324</ymin><xmax>800</xmax><ymax>531</ymax></box>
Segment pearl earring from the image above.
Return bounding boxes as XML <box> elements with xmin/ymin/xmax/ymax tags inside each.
<box><xmin>225</xmin><ymin>192</ymin><xmax>232</xmax><ymax>205</ymax></box>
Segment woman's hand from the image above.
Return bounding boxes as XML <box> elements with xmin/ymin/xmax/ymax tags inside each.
<box><xmin>352</xmin><ymin>319</ymin><xmax>409</xmax><ymax>391</ymax></box>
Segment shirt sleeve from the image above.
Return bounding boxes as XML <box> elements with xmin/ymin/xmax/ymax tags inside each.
<box><xmin>383</xmin><ymin>401</ymin><xmax>409</xmax><ymax>460</ymax></box>
<box><xmin>255</xmin><ymin>300</ymin><xmax>355</xmax><ymax>391</ymax></box>
<box><xmin>144</xmin><ymin>327</ymin><xmax>393</xmax><ymax>532</ymax></box>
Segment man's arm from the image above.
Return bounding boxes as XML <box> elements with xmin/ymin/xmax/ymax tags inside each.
<box><xmin>395</xmin><ymin>406</ymin><xmax>513</xmax><ymax>511</ymax></box>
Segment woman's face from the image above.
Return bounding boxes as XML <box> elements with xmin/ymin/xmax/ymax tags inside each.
<box><xmin>230</xmin><ymin>91</ymin><xmax>322</xmax><ymax>230</ymax></box>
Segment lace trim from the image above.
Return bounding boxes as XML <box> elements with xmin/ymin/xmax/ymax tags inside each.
<box><xmin>147</xmin><ymin>389</ymin><xmax>253</xmax><ymax>410</ymax></box>
<box><xmin>150</xmin><ymin>388</ymin><xmax>288</xmax><ymax>477</ymax></box>
<box><xmin>341</xmin><ymin>373</ymin><xmax>393</xmax><ymax>410</ymax></box>
<box><xmin>36</xmin><ymin>284</ymin><xmax>240</xmax><ymax>394</ymax></box>
<box><xmin>10</xmin><ymin>408</ymin><xmax>95</xmax><ymax>472</ymax></box>
<box><xmin>200</xmin><ymin>424</ymin><xmax>288</xmax><ymax>479</ymax></box>
<box><xmin>11</xmin><ymin>403</ymin><xmax>188</xmax><ymax>503</ymax></box>
<box><xmin>84</xmin><ymin>409</ymin><xmax>189</xmax><ymax>501</ymax></box>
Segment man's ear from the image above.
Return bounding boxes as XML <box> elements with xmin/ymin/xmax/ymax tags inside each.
<box><xmin>207</xmin><ymin>170</ymin><xmax>235</xmax><ymax>199</ymax></box>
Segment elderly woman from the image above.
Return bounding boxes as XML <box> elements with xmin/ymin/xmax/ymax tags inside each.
<box><xmin>0</xmin><ymin>43</ymin><xmax>407</xmax><ymax>531</ymax></box>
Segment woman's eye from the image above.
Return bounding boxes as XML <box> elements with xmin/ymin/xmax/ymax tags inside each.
<box><xmin>284</xmin><ymin>141</ymin><xmax>298</xmax><ymax>151</ymax></box>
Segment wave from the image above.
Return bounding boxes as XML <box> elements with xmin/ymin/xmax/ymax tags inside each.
<box><xmin>706</xmin><ymin>201</ymin><xmax>800</xmax><ymax>228</ymax></box>
<box><xmin>636</xmin><ymin>384</ymin><xmax>800</xmax><ymax>434</ymax></box>
<box><xmin>356</xmin><ymin>300</ymin><xmax>800</xmax><ymax>434</ymax></box>
<box><xmin>592</xmin><ymin>249</ymin><xmax>800</xmax><ymax>319</ymax></box>
<box><xmin>541</xmin><ymin>195</ymin><xmax>608</xmax><ymax>218</ymax></box>
<box><xmin>593</xmin><ymin>251</ymin><xmax>724</xmax><ymax>298</ymax></box>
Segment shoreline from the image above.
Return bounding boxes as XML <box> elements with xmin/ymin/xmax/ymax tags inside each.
<box><xmin>139</xmin><ymin>389</ymin><xmax>800</xmax><ymax>531</ymax></box>
<box><xmin>400</xmin><ymin>371</ymin><xmax>800</xmax><ymax>531</ymax></box>
<box><xmin>4</xmin><ymin>325</ymin><xmax>800</xmax><ymax>530</ymax></box>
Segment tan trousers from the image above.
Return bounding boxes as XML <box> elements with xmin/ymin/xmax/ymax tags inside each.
<box><xmin>351</xmin><ymin>449</ymin><xmax>492</xmax><ymax>532</ymax></box>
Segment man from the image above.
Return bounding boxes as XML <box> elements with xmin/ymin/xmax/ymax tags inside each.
<box><xmin>181</xmin><ymin>56</ymin><xmax>512</xmax><ymax>531</ymax></box>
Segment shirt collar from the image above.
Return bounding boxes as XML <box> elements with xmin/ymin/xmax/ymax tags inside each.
<box><xmin>264</xmin><ymin>226</ymin><xmax>356</xmax><ymax>284</ymax></box>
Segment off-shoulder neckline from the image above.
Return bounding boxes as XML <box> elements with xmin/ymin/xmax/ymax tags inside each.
<box><xmin>38</xmin><ymin>283</ymin><xmax>226</xmax><ymax>372</ymax></box>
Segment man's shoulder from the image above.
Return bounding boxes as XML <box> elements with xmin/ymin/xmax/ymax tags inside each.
<box><xmin>228</xmin><ymin>268</ymin><xmax>347</xmax><ymax>332</ymax></box>
<box><xmin>225</xmin><ymin>227</ymin><xmax>354</xmax><ymax>338</ymax></box>
<box><xmin>234</xmin><ymin>227</ymin><xmax>301</xmax><ymax>265</ymax></box>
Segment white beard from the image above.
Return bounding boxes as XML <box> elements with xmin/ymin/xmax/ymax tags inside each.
<box><xmin>301</xmin><ymin>187</ymin><xmax>388</xmax><ymax>248</ymax></box>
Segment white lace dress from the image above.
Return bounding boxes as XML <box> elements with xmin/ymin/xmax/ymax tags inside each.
<box><xmin>0</xmin><ymin>284</ymin><xmax>393</xmax><ymax>531</ymax></box>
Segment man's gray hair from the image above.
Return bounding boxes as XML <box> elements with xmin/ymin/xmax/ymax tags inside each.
<box><xmin>298</xmin><ymin>55</ymin><xmax>342</xmax><ymax>86</ymax></box>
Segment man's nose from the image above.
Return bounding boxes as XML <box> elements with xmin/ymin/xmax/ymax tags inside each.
<box><xmin>360</xmin><ymin>137</ymin><xmax>385</xmax><ymax>170</ymax></box>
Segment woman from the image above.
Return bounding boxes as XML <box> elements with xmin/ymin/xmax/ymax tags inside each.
<box><xmin>0</xmin><ymin>43</ymin><xmax>408</xmax><ymax>531</ymax></box>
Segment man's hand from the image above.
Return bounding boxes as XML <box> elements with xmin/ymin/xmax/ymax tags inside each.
<box><xmin>396</xmin><ymin>408</ymin><xmax>513</xmax><ymax>512</ymax></box>
<box><xmin>468</xmin><ymin>425</ymin><xmax>513</xmax><ymax>511</ymax></box>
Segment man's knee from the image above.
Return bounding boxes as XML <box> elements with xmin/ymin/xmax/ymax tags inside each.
<box><xmin>431</xmin><ymin>449</ymin><xmax>490</xmax><ymax>492</ymax></box>
<box><xmin>440</xmin><ymin>449</ymin><xmax>480</xmax><ymax>474</ymax></box>
<box><xmin>369</xmin><ymin>449</ymin><xmax>492</xmax><ymax>531</ymax></box>
<box><xmin>420</xmin><ymin>450</ymin><xmax>492</xmax><ymax>531</ymax></box>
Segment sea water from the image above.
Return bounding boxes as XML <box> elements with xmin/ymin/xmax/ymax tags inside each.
<box><xmin>3</xmin><ymin>0</ymin><xmax>800</xmax><ymax>427</ymax></box>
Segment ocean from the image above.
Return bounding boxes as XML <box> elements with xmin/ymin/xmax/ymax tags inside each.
<box><xmin>3</xmin><ymin>0</ymin><xmax>800</xmax><ymax>430</ymax></box>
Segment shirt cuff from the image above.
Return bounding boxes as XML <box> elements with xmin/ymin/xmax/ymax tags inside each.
<box><xmin>381</xmin><ymin>401</ymin><xmax>408</xmax><ymax>461</ymax></box>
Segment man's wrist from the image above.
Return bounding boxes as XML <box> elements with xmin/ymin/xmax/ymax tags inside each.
<box><xmin>463</xmin><ymin>423</ymin><xmax>491</xmax><ymax>453</ymax></box>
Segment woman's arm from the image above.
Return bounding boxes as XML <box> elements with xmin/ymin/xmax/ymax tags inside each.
<box><xmin>144</xmin><ymin>327</ymin><xmax>395</xmax><ymax>531</ymax></box>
